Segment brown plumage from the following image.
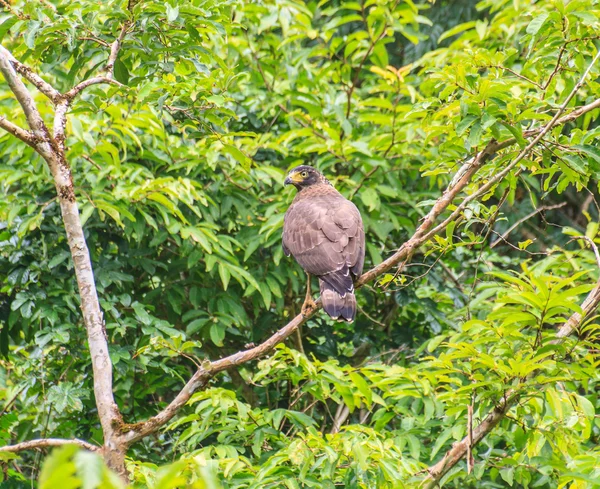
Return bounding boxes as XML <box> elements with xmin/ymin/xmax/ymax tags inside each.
<box><xmin>282</xmin><ymin>165</ymin><xmax>365</xmax><ymax>322</ymax></box>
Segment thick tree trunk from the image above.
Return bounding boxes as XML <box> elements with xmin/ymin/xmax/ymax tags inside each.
<box><xmin>42</xmin><ymin>149</ymin><xmax>126</xmax><ymax>475</ymax></box>
<box><xmin>0</xmin><ymin>35</ymin><xmax>133</xmax><ymax>478</ymax></box>
<box><xmin>103</xmin><ymin>442</ymin><xmax>128</xmax><ymax>480</ymax></box>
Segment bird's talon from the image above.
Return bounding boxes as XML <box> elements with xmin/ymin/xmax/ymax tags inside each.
<box><xmin>301</xmin><ymin>299</ymin><xmax>317</xmax><ymax>316</ymax></box>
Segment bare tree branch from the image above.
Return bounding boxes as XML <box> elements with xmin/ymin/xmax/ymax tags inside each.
<box><xmin>62</xmin><ymin>16</ymin><xmax>130</xmax><ymax>104</ymax></box>
<box><xmin>556</xmin><ymin>280</ymin><xmax>600</xmax><ymax>339</ymax></box>
<box><xmin>0</xmin><ymin>115</ymin><xmax>34</xmax><ymax>146</ymax></box>
<box><xmin>10</xmin><ymin>56</ymin><xmax>61</xmax><ymax>102</ymax></box>
<box><xmin>0</xmin><ymin>45</ymin><xmax>61</xmax><ymax>101</ymax></box>
<box><xmin>0</xmin><ymin>438</ymin><xmax>99</xmax><ymax>453</ymax></box>
<box><xmin>330</xmin><ymin>404</ymin><xmax>351</xmax><ymax>434</ymax></box>
<box><xmin>577</xmin><ymin>235</ymin><xmax>600</xmax><ymax>270</ymax></box>
<box><xmin>122</xmin><ymin>311</ymin><xmax>309</xmax><ymax>443</ymax></box>
<box><xmin>554</xmin><ymin>97</ymin><xmax>600</xmax><ymax>126</ymax></box>
<box><xmin>63</xmin><ymin>76</ymin><xmax>122</xmax><ymax>100</ymax></box>
<box><xmin>423</xmin><ymin>394</ymin><xmax>516</xmax><ymax>487</ymax></box>
<box><xmin>55</xmin><ymin>18</ymin><xmax>130</xmax><ymax>148</ymax></box>
<box><xmin>105</xmin><ymin>22</ymin><xmax>129</xmax><ymax>80</ymax></box>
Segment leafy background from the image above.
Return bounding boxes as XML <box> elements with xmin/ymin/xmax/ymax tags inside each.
<box><xmin>2</xmin><ymin>0</ymin><xmax>600</xmax><ymax>487</ymax></box>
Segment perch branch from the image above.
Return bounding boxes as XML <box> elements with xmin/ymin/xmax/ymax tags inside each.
<box><xmin>119</xmin><ymin>143</ymin><xmax>525</xmax><ymax>442</ymax></box>
<box><xmin>121</xmin><ymin>146</ymin><xmax>494</xmax><ymax>444</ymax></box>
<box><xmin>123</xmin><ymin>82</ymin><xmax>600</xmax><ymax>445</ymax></box>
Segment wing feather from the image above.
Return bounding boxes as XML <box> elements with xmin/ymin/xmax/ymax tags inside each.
<box><xmin>282</xmin><ymin>191</ymin><xmax>365</xmax><ymax>292</ymax></box>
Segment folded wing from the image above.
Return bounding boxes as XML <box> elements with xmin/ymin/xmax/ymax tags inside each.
<box><xmin>282</xmin><ymin>193</ymin><xmax>365</xmax><ymax>321</ymax></box>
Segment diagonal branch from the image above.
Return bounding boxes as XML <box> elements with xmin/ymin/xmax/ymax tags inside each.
<box><xmin>418</xmin><ymin>50</ymin><xmax>600</xmax><ymax>488</ymax></box>
<box><xmin>121</xmin><ymin>310</ymin><xmax>309</xmax><ymax>443</ymax></box>
<box><xmin>120</xmin><ymin>140</ymin><xmax>506</xmax><ymax>445</ymax></box>
<box><xmin>10</xmin><ymin>55</ymin><xmax>61</xmax><ymax>102</ymax></box>
<box><xmin>0</xmin><ymin>45</ymin><xmax>60</xmax><ymax>102</ymax></box>
<box><xmin>423</xmin><ymin>275</ymin><xmax>600</xmax><ymax>488</ymax></box>
<box><xmin>0</xmin><ymin>438</ymin><xmax>99</xmax><ymax>453</ymax></box>
<box><xmin>418</xmin><ymin>49</ymin><xmax>600</xmax><ymax>247</ymax></box>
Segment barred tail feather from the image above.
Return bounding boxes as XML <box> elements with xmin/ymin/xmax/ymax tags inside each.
<box><xmin>319</xmin><ymin>279</ymin><xmax>356</xmax><ymax>322</ymax></box>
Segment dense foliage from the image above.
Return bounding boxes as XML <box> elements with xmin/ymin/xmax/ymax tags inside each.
<box><xmin>2</xmin><ymin>0</ymin><xmax>600</xmax><ymax>487</ymax></box>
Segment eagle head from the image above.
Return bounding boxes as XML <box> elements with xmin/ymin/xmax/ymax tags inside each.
<box><xmin>284</xmin><ymin>165</ymin><xmax>330</xmax><ymax>189</ymax></box>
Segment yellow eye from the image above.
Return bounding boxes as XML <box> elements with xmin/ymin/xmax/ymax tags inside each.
<box><xmin>301</xmin><ymin>171</ymin><xmax>308</xmax><ymax>178</ymax></box>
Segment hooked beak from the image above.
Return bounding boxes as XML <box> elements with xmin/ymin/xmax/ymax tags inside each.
<box><xmin>284</xmin><ymin>171</ymin><xmax>302</xmax><ymax>186</ymax></box>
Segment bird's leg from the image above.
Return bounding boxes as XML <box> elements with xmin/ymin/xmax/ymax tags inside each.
<box><xmin>301</xmin><ymin>273</ymin><xmax>317</xmax><ymax>316</ymax></box>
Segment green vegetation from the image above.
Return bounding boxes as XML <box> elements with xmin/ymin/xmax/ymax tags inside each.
<box><xmin>2</xmin><ymin>0</ymin><xmax>600</xmax><ymax>487</ymax></box>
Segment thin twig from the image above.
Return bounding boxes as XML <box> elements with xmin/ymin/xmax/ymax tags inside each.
<box><xmin>486</xmin><ymin>64</ymin><xmax>543</xmax><ymax>89</ymax></box>
<box><xmin>490</xmin><ymin>203</ymin><xmax>567</xmax><ymax>248</ymax></box>
<box><xmin>467</xmin><ymin>400</ymin><xmax>474</xmax><ymax>474</ymax></box>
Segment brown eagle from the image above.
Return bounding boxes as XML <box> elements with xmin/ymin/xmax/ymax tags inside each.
<box><xmin>282</xmin><ymin>165</ymin><xmax>365</xmax><ymax>322</ymax></box>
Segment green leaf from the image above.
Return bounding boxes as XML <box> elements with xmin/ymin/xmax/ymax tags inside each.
<box><xmin>438</xmin><ymin>21</ymin><xmax>477</xmax><ymax>43</ymax></box>
<box><xmin>223</xmin><ymin>145</ymin><xmax>252</xmax><ymax>170</ymax></box>
<box><xmin>360</xmin><ymin>187</ymin><xmax>380</xmax><ymax>212</ymax></box>
<box><xmin>0</xmin><ymin>15</ymin><xmax>17</xmax><ymax>39</ymax></box>
<box><xmin>500</xmin><ymin>467</ymin><xmax>515</xmax><ymax>486</ymax></box>
<box><xmin>166</xmin><ymin>4</ymin><xmax>179</xmax><ymax>22</ymax></box>
<box><xmin>114</xmin><ymin>58</ymin><xmax>129</xmax><ymax>85</ymax></box>
<box><xmin>526</xmin><ymin>13</ymin><xmax>549</xmax><ymax>35</ymax></box>
<box><xmin>210</xmin><ymin>323</ymin><xmax>225</xmax><ymax>346</ymax></box>
<box><xmin>218</xmin><ymin>263</ymin><xmax>231</xmax><ymax>290</ymax></box>
<box><xmin>48</xmin><ymin>250</ymin><xmax>70</xmax><ymax>269</ymax></box>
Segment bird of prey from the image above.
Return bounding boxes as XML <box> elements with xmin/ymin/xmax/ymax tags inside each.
<box><xmin>282</xmin><ymin>165</ymin><xmax>365</xmax><ymax>322</ymax></box>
